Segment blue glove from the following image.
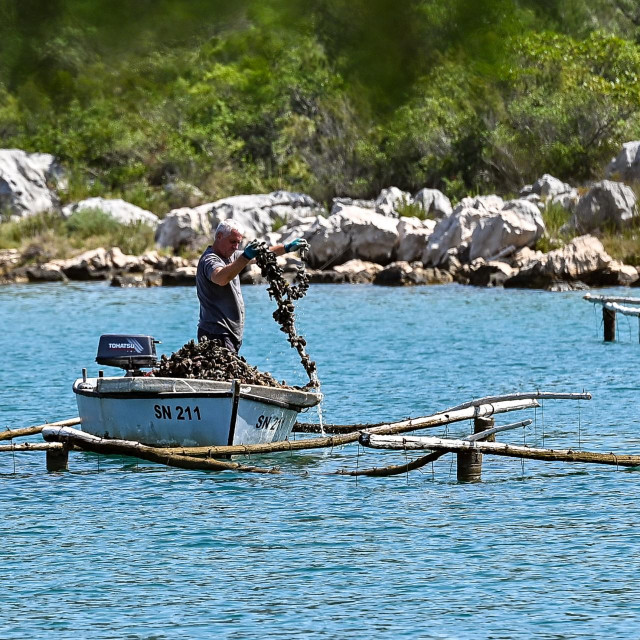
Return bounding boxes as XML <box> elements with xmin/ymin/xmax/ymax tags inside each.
<box><xmin>242</xmin><ymin>240</ymin><xmax>260</xmax><ymax>260</ymax></box>
<box><xmin>284</xmin><ymin>238</ymin><xmax>309</xmax><ymax>253</ymax></box>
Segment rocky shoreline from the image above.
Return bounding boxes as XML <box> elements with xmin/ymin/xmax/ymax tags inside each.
<box><xmin>1</xmin><ymin>143</ymin><xmax>640</xmax><ymax>291</ymax></box>
<box><xmin>1</xmin><ymin>233</ymin><xmax>636</xmax><ymax>291</ymax></box>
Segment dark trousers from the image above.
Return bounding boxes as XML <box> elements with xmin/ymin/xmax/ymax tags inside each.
<box><xmin>197</xmin><ymin>329</ymin><xmax>241</xmax><ymax>353</ymax></box>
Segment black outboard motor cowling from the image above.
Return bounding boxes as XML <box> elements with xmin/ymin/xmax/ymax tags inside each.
<box><xmin>96</xmin><ymin>334</ymin><xmax>159</xmax><ymax>374</ymax></box>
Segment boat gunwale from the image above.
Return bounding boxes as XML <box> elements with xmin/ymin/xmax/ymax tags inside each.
<box><xmin>73</xmin><ymin>385</ymin><xmax>313</xmax><ymax>411</ymax></box>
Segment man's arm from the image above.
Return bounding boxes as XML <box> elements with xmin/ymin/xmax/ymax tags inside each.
<box><xmin>210</xmin><ymin>254</ymin><xmax>251</xmax><ymax>286</ymax></box>
<box><xmin>210</xmin><ymin>239</ymin><xmax>307</xmax><ymax>284</ymax></box>
<box><xmin>268</xmin><ymin>238</ymin><xmax>309</xmax><ymax>257</ymax></box>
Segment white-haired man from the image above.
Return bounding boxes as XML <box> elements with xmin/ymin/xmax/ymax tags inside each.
<box><xmin>196</xmin><ymin>219</ymin><xmax>308</xmax><ymax>352</ymax></box>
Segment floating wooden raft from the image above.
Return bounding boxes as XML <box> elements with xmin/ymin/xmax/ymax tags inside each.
<box><xmin>584</xmin><ymin>293</ymin><xmax>640</xmax><ymax>342</ymax></box>
<box><xmin>4</xmin><ymin>391</ymin><xmax>597</xmax><ymax>479</ymax></box>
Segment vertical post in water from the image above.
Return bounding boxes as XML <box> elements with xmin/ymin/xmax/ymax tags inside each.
<box><xmin>603</xmin><ymin>307</ymin><xmax>616</xmax><ymax>342</ymax></box>
<box><xmin>227</xmin><ymin>379</ymin><xmax>241</xmax><ymax>447</ymax></box>
<box><xmin>46</xmin><ymin>446</ymin><xmax>69</xmax><ymax>472</ymax></box>
<box><xmin>457</xmin><ymin>416</ymin><xmax>494</xmax><ymax>482</ymax></box>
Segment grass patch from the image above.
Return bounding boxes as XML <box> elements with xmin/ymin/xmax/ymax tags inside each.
<box><xmin>0</xmin><ymin>209</ymin><xmax>156</xmax><ymax>260</ymax></box>
<box><xmin>0</xmin><ymin>212</ymin><xmax>66</xmax><ymax>248</ymax></box>
<box><xmin>271</xmin><ymin>215</ymin><xmax>287</xmax><ymax>232</ymax></box>
<box><xmin>535</xmin><ymin>202</ymin><xmax>576</xmax><ymax>252</ymax></box>
<box><xmin>396</xmin><ymin>201</ymin><xmax>433</xmax><ymax>221</ymax></box>
<box><xmin>601</xmin><ymin>222</ymin><xmax>640</xmax><ymax>266</ymax></box>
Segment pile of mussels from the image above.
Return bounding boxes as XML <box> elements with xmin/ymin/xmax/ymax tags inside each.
<box><xmin>152</xmin><ymin>339</ymin><xmax>288</xmax><ymax>388</ymax></box>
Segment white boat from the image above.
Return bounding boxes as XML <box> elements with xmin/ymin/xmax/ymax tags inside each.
<box><xmin>73</xmin><ymin>334</ymin><xmax>322</xmax><ymax>447</ymax></box>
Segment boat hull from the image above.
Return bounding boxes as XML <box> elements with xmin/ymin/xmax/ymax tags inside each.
<box><xmin>73</xmin><ymin>377</ymin><xmax>321</xmax><ymax>447</ymax></box>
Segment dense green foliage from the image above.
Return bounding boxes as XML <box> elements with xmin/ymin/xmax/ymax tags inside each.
<box><xmin>1</xmin><ymin>1</ymin><xmax>639</xmax><ymax>212</ymax></box>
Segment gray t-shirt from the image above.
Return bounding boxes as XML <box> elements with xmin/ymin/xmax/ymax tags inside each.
<box><xmin>196</xmin><ymin>247</ymin><xmax>245</xmax><ymax>342</ymax></box>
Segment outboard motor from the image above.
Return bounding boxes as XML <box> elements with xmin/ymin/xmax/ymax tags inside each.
<box><xmin>96</xmin><ymin>334</ymin><xmax>160</xmax><ymax>376</ymax></box>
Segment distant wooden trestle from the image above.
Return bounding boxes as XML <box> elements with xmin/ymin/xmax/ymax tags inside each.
<box><xmin>584</xmin><ymin>294</ymin><xmax>640</xmax><ymax>342</ymax></box>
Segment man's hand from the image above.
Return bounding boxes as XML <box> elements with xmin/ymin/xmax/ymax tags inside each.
<box><xmin>284</xmin><ymin>238</ymin><xmax>309</xmax><ymax>253</ymax></box>
<box><xmin>242</xmin><ymin>240</ymin><xmax>261</xmax><ymax>260</ymax></box>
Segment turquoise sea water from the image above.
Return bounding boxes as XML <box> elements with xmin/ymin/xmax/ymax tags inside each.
<box><xmin>2</xmin><ymin>281</ymin><xmax>640</xmax><ymax>639</ymax></box>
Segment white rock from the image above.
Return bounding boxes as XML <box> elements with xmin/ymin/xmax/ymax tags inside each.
<box><xmin>502</xmin><ymin>199</ymin><xmax>545</xmax><ymax>235</ymax></box>
<box><xmin>55</xmin><ymin>248</ymin><xmax>112</xmax><ymax>279</ymax></box>
<box><xmin>422</xmin><ymin>207</ymin><xmax>494</xmax><ymax>266</ymax></box>
<box><xmin>155</xmin><ymin>206</ymin><xmax>214</xmax><ymax>248</ymax></box>
<box><xmin>374</xmin><ymin>187</ymin><xmax>412</xmax><ymax>217</ymax></box>
<box><xmin>108</xmin><ymin>247</ymin><xmax>143</xmax><ymax>270</ymax></box>
<box><xmin>333</xmin><ymin>259</ymin><xmax>384</xmax><ymax>278</ymax></box>
<box><xmin>0</xmin><ymin>149</ymin><xmax>63</xmax><ymax>217</ymax></box>
<box><xmin>26</xmin><ymin>263</ymin><xmax>67</xmax><ymax>282</ymax></box>
<box><xmin>155</xmin><ymin>190</ymin><xmax>323</xmax><ymax>249</ymax></box>
<box><xmin>511</xmin><ymin>246</ymin><xmax>545</xmax><ymax>269</ymax></box>
<box><xmin>521</xmin><ymin>193</ymin><xmax>545</xmax><ymax>210</ymax></box>
<box><xmin>531</xmin><ymin>174</ymin><xmax>573</xmax><ymax>198</ymax></box>
<box><xmin>413</xmin><ymin>188</ymin><xmax>452</xmax><ymax>219</ymax></box>
<box><xmin>307</xmin><ymin>206</ymin><xmax>399</xmax><ymax>267</ymax></box>
<box><xmin>331</xmin><ymin>197</ymin><xmax>376</xmax><ymax>215</ymax></box>
<box><xmin>543</xmin><ymin>235</ymin><xmax>611</xmax><ymax>279</ymax></box>
<box><xmin>570</xmin><ymin>180</ymin><xmax>637</xmax><ymax>233</ymax></box>
<box><xmin>549</xmin><ymin>189</ymin><xmax>579</xmax><ymax>212</ymax></box>
<box><xmin>467</xmin><ymin>260</ymin><xmax>516</xmax><ymax>287</ymax></box>
<box><xmin>272</xmin><ymin>215</ymin><xmax>324</xmax><ymax>248</ymax></box>
<box><xmin>396</xmin><ymin>217</ymin><xmax>437</xmax><ymax>262</ymax></box>
<box><xmin>62</xmin><ymin>198</ymin><xmax>158</xmax><ymax>227</ymax></box>
<box><xmin>469</xmin><ymin>203</ymin><xmax>544</xmax><ymax>261</ymax></box>
<box><xmin>606</xmin><ymin>141</ymin><xmax>640</xmax><ymax>182</ymax></box>
<box><xmin>610</xmin><ymin>262</ymin><xmax>638</xmax><ymax>286</ymax></box>
<box><xmin>0</xmin><ymin>248</ymin><xmax>20</xmax><ymax>270</ymax></box>
<box><xmin>454</xmin><ymin>194</ymin><xmax>504</xmax><ymax>213</ymax></box>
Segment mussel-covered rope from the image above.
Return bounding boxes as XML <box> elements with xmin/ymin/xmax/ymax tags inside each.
<box><xmin>254</xmin><ymin>242</ymin><xmax>318</xmax><ymax>388</ymax></box>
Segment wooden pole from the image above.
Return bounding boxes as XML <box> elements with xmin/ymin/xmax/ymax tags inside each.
<box><xmin>160</xmin><ymin>398</ymin><xmax>542</xmax><ymax>457</ymax></box>
<box><xmin>603</xmin><ymin>307</ymin><xmax>616</xmax><ymax>342</ymax></box>
<box><xmin>0</xmin><ymin>442</ymin><xmax>66</xmax><ymax>452</ymax></box>
<box><xmin>46</xmin><ymin>446</ymin><xmax>69</xmax><ymax>472</ymax></box>
<box><xmin>0</xmin><ymin>417</ymin><xmax>81</xmax><ymax>442</ymax></box>
<box><xmin>296</xmin><ymin>392</ymin><xmax>589</xmax><ymax>434</ymax></box>
<box><xmin>360</xmin><ymin>434</ymin><xmax>640</xmax><ymax>468</ymax></box>
<box><xmin>584</xmin><ymin>293</ymin><xmax>640</xmax><ymax>305</ymax></box>
<box><xmin>467</xmin><ymin>419</ymin><xmax>531</xmax><ymax>442</ymax></box>
<box><xmin>42</xmin><ymin>426</ymin><xmax>278</xmax><ymax>474</ymax></box>
<box><xmin>337</xmin><ymin>418</ymin><xmax>532</xmax><ymax>478</ymax></box>
<box><xmin>457</xmin><ymin>416</ymin><xmax>493</xmax><ymax>482</ymax></box>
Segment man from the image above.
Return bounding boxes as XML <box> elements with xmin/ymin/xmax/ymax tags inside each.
<box><xmin>196</xmin><ymin>219</ymin><xmax>308</xmax><ymax>352</ymax></box>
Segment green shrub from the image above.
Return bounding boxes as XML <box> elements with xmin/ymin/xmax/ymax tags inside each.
<box><xmin>0</xmin><ymin>208</ymin><xmax>155</xmax><ymax>256</ymax></box>
<box><xmin>535</xmin><ymin>202</ymin><xmax>577</xmax><ymax>252</ymax></box>
<box><xmin>396</xmin><ymin>201</ymin><xmax>431</xmax><ymax>221</ymax></box>
<box><xmin>0</xmin><ymin>212</ymin><xmax>65</xmax><ymax>248</ymax></box>
<box><xmin>601</xmin><ymin>217</ymin><xmax>640</xmax><ymax>266</ymax></box>
<box><xmin>64</xmin><ymin>208</ymin><xmax>120</xmax><ymax>238</ymax></box>
<box><xmin>63</xmin><ymin>209</ymin><xmax>155</xmax><ymax>254</ymax></box>
<box><xmin>485</xmin><ymin>32</ymin><xmax>640</xmax><ymax>188</ymax></box>
<box><xmin>110</xmin><ymin>221</ymin><xmax>155</xmax><ymax>255</ymax></box>
<box><xmin>271</xmin><ymin>215</ymin><xmax>287</xmax><ymax>232</ymax></box>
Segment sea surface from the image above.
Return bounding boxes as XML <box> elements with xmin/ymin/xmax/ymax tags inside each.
<box><xmin>2</xmin><ymin>281</ymin><xmax>640</xmax><ymax>639</ymax></box>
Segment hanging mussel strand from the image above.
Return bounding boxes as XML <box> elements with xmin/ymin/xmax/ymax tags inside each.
<box><xmin>254</xmin><ymin>242</ymin><xmax>318</xmax><ymax>386</ymax></box>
